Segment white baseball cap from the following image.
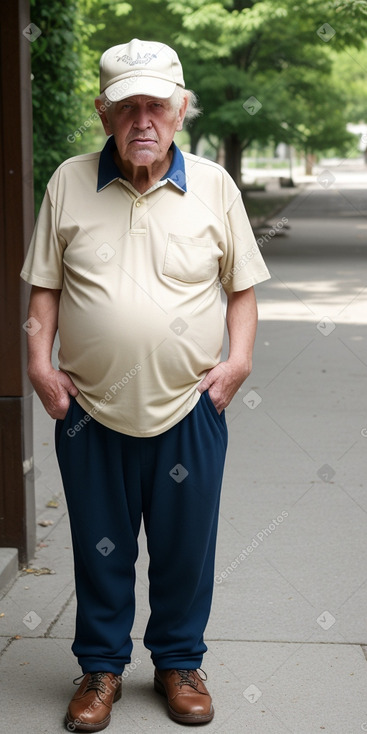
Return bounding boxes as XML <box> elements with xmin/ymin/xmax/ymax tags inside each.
<box><xmin>99</xmin><ymin>38</ymin><xmax>185</xmax><ymax>102</ymax></box>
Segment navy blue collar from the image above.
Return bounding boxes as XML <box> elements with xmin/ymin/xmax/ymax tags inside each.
<box><xmin>97</xmin><ymin>136</ymin><xmax>187</xmax><ymax>193</ymax></box>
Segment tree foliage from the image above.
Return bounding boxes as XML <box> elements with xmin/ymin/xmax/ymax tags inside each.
<box><xmin>30</xmin><ymin>0</ymin><xmax>83</xmax><ymax>212</ymax></box>
<box><xmin>165</xmin><ymin>0</ymin><xmax>367</xmax><ymax>181</ymax></box>
<box><xmin>30</xmin><ymin>0</ymin><xmax>367</xmax><ymax>196</ymax></box>
<box><xmin>331</xmin><ymin>44</ymin><xmax>367</xmax><ymax>126</ymax></box>
<box><xmin>80</xmin><ymin>0</ymin><xmax>367</xmax><ymax>182</ymax></box>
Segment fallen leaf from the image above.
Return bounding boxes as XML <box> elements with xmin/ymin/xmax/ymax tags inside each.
<box><xmin>0</xmin><ymin>612</ymin><xmax>4</xmax><ymax>618</ymax></box>
<box><xmin>38</xmin><ymin>519</ymin><xmax>54</xmax><ymax>527</ymax></box>
<box><xmin>14</xmin><ymin>635</ymin><xmax>22</xmax><ymax>640</ymax></box>
<box><xmin>22</xmin><ymin>567</ymin><xmax>55</xmax><ymax>576</ymax></box>
<box><xmin>46</xmin><ymin>499</ymin><xmax>59</xmax><ymax>508</ymax></box>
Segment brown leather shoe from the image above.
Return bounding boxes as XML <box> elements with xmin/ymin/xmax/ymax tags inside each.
<box><xmin>154</xmin><ymin>668</ymin><xmax>214</xmax><ymax>724</ymax></box>
<box><xmin>65</xmin><ymin>671</ymin><xmax>122</xmax><ymax>732</ymax></box>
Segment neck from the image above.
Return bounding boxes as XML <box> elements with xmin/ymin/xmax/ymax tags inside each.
<box><xmin>113</xmin><ymin>149</ymin><xmax>173</xmax><ymax>194</ymax></box>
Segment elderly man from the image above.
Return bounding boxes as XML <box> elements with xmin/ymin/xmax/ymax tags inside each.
<box><xmin>21</xmin><ymin>39</ymin><xmax>270</xmax><ymax>731</ymax></box>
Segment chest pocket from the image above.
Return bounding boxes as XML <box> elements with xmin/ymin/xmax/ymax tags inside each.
<box><xmin>163</xmin><ymin>234</ymin><xmax>219</xmax><ymax>283</ymax></box>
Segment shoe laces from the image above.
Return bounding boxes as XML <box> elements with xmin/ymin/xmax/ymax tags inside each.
<box><xmin>72</xmin><ymin>672</ymin><xmax>110</xmax><ymax>700</ymax></box>
<box><xmin>176</xmin><ymin>668</ymin><xmax>208</xmax><ymax>690</ymax></box>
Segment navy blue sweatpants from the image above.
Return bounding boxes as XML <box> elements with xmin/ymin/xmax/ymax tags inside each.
<box><xmin>55</xmin><ymin>390</ymin><xmax>227</xmax><ymax>674</ymax></box>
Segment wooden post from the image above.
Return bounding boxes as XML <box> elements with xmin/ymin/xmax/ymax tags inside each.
<box><xmin>0</xmin><ymin>0</ymin><xmax>35</xmax><ymax>565</ymax></box>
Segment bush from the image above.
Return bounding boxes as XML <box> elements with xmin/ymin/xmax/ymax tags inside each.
<box><xmin>30</xmin><ymin>0</ymin><xmax>82</xmax><ymax>214</ymax></box>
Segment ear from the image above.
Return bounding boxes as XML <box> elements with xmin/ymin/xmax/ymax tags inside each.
<box><xmin>95</xmin><ymin>97</ymin><xmax>113</xmax><ymax>136</ymax></box>
<box><xmin>175</xmin><ymin>94</ymin><xmax>189</xmax><ymax>132</ymax></box>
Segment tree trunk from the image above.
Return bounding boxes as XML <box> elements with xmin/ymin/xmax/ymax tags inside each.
<box><xmin>224</xmin><ymin>133</ymin><xmax>243</xmax><ymax>186</ymax></box>
<box><xmin>305</xmin><ymin>151</ymin><xmax>316</xmax><ymax>175</ymax></box>
<box><xmin>188</xmin><ymin>128</ymin><xmax>201</xmax><ymax>155</ymax></box>
<box><xmin>216</xmin><ymin>142</ymin><xmax>225</xmax><ymax>167</ymax></box>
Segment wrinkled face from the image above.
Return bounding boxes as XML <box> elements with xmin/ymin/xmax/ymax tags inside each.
<box><xmin>96</xmin><ymin>94</ymin><xmax>188</xmax><ymax>171</ymax></box>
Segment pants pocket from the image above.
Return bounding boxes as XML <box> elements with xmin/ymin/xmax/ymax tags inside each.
<box><xmin>202</xmin><ymin>389</ymin><xmax>226</xmax><ymax>421</ymax></box>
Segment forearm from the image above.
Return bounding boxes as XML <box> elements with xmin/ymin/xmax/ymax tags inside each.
<box><xmin>25</xmin><ymin>286</ymin><xmax>78</xmax><ymax>419</ymax></box>
<box><xmin>197</xmin><ymin>287</ymin><xmax>258</xmax><ymax>412</ymax></box>
<box><xmin>226</xmin><ymin>286</ymin><xmax>258</xmax><ymax>373</ymax></box>
<box><xmin>27</xmin><ymin>285</ymin><xmax>61</xmax><ymax>376</ymax></box>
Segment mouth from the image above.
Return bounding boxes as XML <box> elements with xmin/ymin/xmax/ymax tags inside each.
<box><xmin>129</xmin><ymin>138</ymin><xmax>157</xmax><ymax>145</ymax></box>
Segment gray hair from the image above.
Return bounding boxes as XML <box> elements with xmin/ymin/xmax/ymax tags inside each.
<box><xmin>169</xmin><ymin>87</ymin><xmax>201</xmax><ymax>123</ymax></box>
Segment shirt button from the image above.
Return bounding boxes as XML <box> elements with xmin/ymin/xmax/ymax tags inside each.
<box><xmin>135</xmin><ymin>201</ymin><xmax>141</xmax><ymax>207</ymax></box>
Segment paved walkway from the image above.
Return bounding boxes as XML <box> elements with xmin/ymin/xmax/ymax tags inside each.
<box><xmin>1</xmin><ymin>164</ymin><xmax>367</xmax><ymax>733</ymax></box>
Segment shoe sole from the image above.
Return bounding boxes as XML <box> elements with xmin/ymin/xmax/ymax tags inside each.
<box><xmin>154</xmin><ymin>677</ymin><xmax>214</xmax><ymax>725</ymax></box>
<box><xmin>65</xmin><ymin>684</ymin><xmax>122</xmax><ymax>732</ymax></box>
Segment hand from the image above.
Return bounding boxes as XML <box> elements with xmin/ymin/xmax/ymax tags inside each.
<box><xmin>28</xmin><ymin>365</ymin><xmax>79</xmax><ymax>420</ymax></box>
<box><xmin>197</xmin><ymin>359</ymin><xmax>252</xmax><ymax>414</ymax></box>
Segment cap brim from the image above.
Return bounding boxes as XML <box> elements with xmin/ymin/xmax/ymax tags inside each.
<box><xmin>104</xmin><ymin>76</ymin><xmax>178</xmax><ymax>102</ymax></box>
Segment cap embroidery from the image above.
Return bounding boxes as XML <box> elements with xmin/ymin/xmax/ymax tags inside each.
<box><xmin>116</xmin><ymin>52</ymin><xmax>157</xmax><ymax>66</ymax></box>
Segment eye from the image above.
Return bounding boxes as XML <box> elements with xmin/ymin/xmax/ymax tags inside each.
<box><xmin>117</xmin><ymin>101</ymin><xmax>133</xmax><ymax>111</ymax></box>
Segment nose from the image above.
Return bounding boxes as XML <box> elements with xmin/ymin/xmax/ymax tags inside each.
<box><xmin>132</xmin><ymin>106</ymin><xmax>152</xmax><ymax>130</ymax></box>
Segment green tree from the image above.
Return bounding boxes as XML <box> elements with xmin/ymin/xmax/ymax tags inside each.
<box><xmin>31</xmin><ymin>0</ymin><xmax>367</xmax><ymax>200</ymax></box>
<box><xmin>168</xmin><ymin>0</ymin><xmax>367</xmax><ymax>183</ymax></box>
<box><xmin>30</xmin><ymin>0</ymin><xmax>82</xmax><ymax>212</ymax></box>
<box><xmin>276</xmin><ymin>67</ymin><xmax>355</xmax><ymax>173</ymax></box>
<box><xmin>30</xmin><ymin>0</ymin><xmax>129</xmax><ymax>210</ymax></box>
<box><xmin>331</xmin><ymin>43</ymin><xmax>367</xmax><ymax>125</ymax></box>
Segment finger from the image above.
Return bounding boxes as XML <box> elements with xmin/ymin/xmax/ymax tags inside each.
<box><xmin>197</xmin><ymin>380</ymin><xmax>212</xmax><ymax>394</ymax></box>
<box><xmin>50</xmin><ymin>406</ymin><xmax>69</xmax><ymax>420</ymax></box>
<box><xmin>197</xmin><ymin>371</ymin><xmax>218</xmax><ymax>393</ymax></box>
<box><xmin>58</xmin><ymin>406</ymin><xmax>70</xmax><ymax>420</ymax></box>
<box><xmin>58</xmin><ymin>370</ymin><xmax>79</xmax><ymax>396</ymax></box>
<box><xmin>54</xmin><ymin>396</ymin><xmax>70</xmax><ymax>414</ymax></box>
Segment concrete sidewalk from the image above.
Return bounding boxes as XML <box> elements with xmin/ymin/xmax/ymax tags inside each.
<box><xmin>1</xmin><ymin>168</ymin><xmax>367</xmax><ymax>733</ymax></box>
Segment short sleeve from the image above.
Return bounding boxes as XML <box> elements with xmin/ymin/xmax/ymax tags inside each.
<box><xmin>20</xmin><ymin>177</ymin><xmax>66</xmax><ymax>289</ymax></box>
<box><xmin>219</xmin><ymin>191</ymin><xmax>271</xmax><ymax>293</ymax></box>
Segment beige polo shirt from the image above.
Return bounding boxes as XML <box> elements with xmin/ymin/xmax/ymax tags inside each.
<box><xmin>21</xmin><ymin>138</ymin><xmax>270</xmax><ymax>437</ymax></box>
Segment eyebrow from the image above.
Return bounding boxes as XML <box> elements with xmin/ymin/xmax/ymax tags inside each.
<box><xmin>118</xmin><ymin>97</ymin><xmax>168</xmax><ymax>105</ymax></box>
